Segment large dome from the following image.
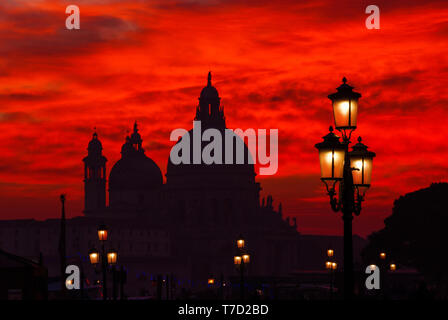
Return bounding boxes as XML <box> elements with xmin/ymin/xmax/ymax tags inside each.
<box><xmin>167</xmin><ymin>73</ymin><xmax>255</xmax><ymax>184</ymax></box>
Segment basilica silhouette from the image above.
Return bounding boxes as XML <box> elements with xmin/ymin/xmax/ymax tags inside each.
<box><xmin>0</xmin><ymin>73</ymin><xmax>301</xmax><ymax>297</ymax></box>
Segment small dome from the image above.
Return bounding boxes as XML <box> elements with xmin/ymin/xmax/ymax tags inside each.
<box><xmin>200</xmin><ymin>85</ymin><xmax>219</xmax><ymax>99</ymax></box>
<box><xmin>200</xmin><ymin>71</ymin><xmax>219</xmax><ymax>99</ymax></box>
<box><xmin>110</xmin><ymin>123</ymin><xmax>163</xmax><ymax>191</ymax></box>
<box><xmin>87</xmin><ymin>132</ymin><xmax>103</xmax><ymax>157</ymax></box>
<box><xmin>109</xmin><ymin>153</ymin><xmax>163</xmax><ymax>190</ymax></box>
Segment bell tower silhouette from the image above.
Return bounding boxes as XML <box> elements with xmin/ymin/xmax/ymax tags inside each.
<box><xmin>83</xmin><ymin>130</ymin><xmax>107</xmax><ymax>215</ymax></box>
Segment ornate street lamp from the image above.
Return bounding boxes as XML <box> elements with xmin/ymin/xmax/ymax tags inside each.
<box><xmin>88</xmin><ymin>225</ymin><xmax>121</xmax><ymax>300</ymax></box>
<box><xmin>325</xmin><ymin>248</ymin><xmax>337</xmax><ymax>299</ymax></box>
<box><xmin>234</xmin><ymin>235</ymin><xmax>250</xmax><ymax>300</ymax></box>
<box><xmin>316</xmin><ymin>78</ymin><xmax>376</xmax><ymax>299</ymax></box>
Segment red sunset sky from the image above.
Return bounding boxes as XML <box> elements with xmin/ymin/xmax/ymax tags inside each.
<box><xmin>0</xmin><ymin>0</ymin><xmax>447</xmax><ymax>237</ymax></box>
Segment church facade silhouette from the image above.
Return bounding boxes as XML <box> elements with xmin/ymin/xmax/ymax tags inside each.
<box><xmin>0</xmin><ymin>74</ymin><xmax>302</xmax><ymax>297</ymax></box>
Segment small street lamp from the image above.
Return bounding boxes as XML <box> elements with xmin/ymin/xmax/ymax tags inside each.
<box><xmin>325</xmin><ymin>248</ymin><xmax>337</xmax><ymax>299</ymax></box>
<box><xmin>234</xmin><ymin>235</ymin><xmax>250</xmax><ymax>300</ymax></box>
<box><xmin>380</xmin><ymin>252</ymin><xmax>386</xmax><ymax>260</ymax></box>
<box><xmin>315</xmin><ymin>78</ymin><xmax>376</xmax><ymax>299</ymax></box>
<box><xmin>88</xmin><ymin>224</ymin><xmax>120</xmax><ymax>300</ymax></box>
<box><xmin>390</xmin><ymin>263</ymin><xmax>397</xmax><ymax>272</ymax></box>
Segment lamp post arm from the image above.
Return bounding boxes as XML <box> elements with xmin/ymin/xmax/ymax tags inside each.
<box><xmin>328</xmin><ymin>189</ymin><xmax>341</xmax><ymax>212</ymax></box>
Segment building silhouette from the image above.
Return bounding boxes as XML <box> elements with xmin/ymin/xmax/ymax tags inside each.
<box><xmin>0</xmin><ymin>73</ymin><xmax>347</xmax><ymax>298</ymax></box>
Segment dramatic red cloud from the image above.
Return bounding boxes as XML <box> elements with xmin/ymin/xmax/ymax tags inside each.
<box><xmin>0</xmin><ymin>0</ymin><xmax>447</xmax><ymax>236</ymax></box>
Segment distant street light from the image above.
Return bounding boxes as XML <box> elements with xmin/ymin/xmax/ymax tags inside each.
<box><xmin>107</xmin><ymin>250</ymin><xmax>118</xmax><ymax>265</ymax></box>
<box><xmin>325</xmin><ymin>249</ymin><xmax>337</xmax><ymax>299</ymax></box>
<box><xmin>234</xmin><ymin>256</ymin><xmax>242</xmax><ymax>265</ymax></box>
<box><xmin>89</xmin><ymin>248</ymin><xmax>99</xmax><ymax>265</ymax></box>
<box><xmin>390</xmin><ymin>263</ymin><xmax>397</xmax><ymax>271</ymax></box>
<box><xmin>316</xmin><ymin>78</ymin><xmax>376</xmax><ymax>300</ymax></box>
<box><xmin>234</xmin><ymin>235</ymin><xmax>250</xmax><ymax>300</ymax></box>
<box><xmin>237</xmin><ymin>235</ymin><xmax>245</xmax><ymax>249</ymax></box>
<box><xmin>88</xmin><ymin>224</ymin><xmax>120</xmax><ymax>300</ymax></box>
<box><xmin>98</xmin><ymin>224</ymin><xmax>108</xmax><ymax>241</ymax></box>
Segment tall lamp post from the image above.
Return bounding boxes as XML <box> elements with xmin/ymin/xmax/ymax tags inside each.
<box><xmin>234</xmin><ymin>235</ymin><xmax>250</xmax><ymax>300</ymax></box>
<box><xmin>88</xmin><ymin>224</ymin><xmax>118</xmax><ymax>300</ymax></box>
<box><xmin>315</xmin><ymin>78</ymin><xmax>376</xmax><ymax>299</ymax></box>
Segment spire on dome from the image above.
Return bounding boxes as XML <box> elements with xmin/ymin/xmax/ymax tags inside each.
<box><xmin>133</xmin><ymin>121</ymin><xmax>139</xmax><ymax>133</ymax></box>
<box><xmin>207</xmin><ymin>71</ymin><xmax>212</xmax><ymax>87</ymax></box>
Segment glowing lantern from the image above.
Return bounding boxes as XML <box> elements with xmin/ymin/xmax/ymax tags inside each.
<box><xmin>237</xmin><ymin>235</ymin><xmax>245</xmax><ymax>249</ymax></box>
<box><xmin>350</xmin><ymin>137</ymin><xmax>376</xmax><ymax>195</ymax></box>
<box><xmin>242</xmin><ymin>254</ymin><xmax>250</xmax><ymax>264</ymax></box>
<box><xmin>315</xmin><ymin>127</ymin><xmax>346</xmax><ymax>186</ymax></box>
<box><xmin>234</xmin><ymin>256</ymin><xmax>242</xmax><ymax>265</ymax></box>
<box><xmin>380</xmin><ymin>252</ymin><xmax>386</xmax><ymax>260</ymax></box>
<box><xmin>326</xmin><ymin>261</ymin><xmax>332</xmax><ymax>270</ymax></box>
<box><xmin>327</xmin><ymin>249</ymin><xmax>334</xmax><ymax>258</ymax></box>
<box><xmin>97</xmin><ymin>224</ymin><xmax>108</xmax><ymax>241</ymax></box>
<box><xmin>89</xmin><ymin>248</ymin><xmax>99</xmax><ymax>265</ymax></box>
<box><xmin>328</xmin><ymin>77</ymin><xmax>361</xmax><ymax>131</ymax></box>
<box><xmin>107</xmin><ymin>250</ymin><xmax>117</xmax><ymax>265</ymax></box>
<box><xmin>390</xmin><ymin>264</ymin><xmax>397</xmax><ymax>271</ymax></box>
<box><xmin>208</xmin><ymin>278</ymin><xmax>215</xmax><ymax>285</ymax></box>
<box><xmin>331</xmin><ymin>262</ymin><xmax>337</xmax><ymax>270</ymax></box>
